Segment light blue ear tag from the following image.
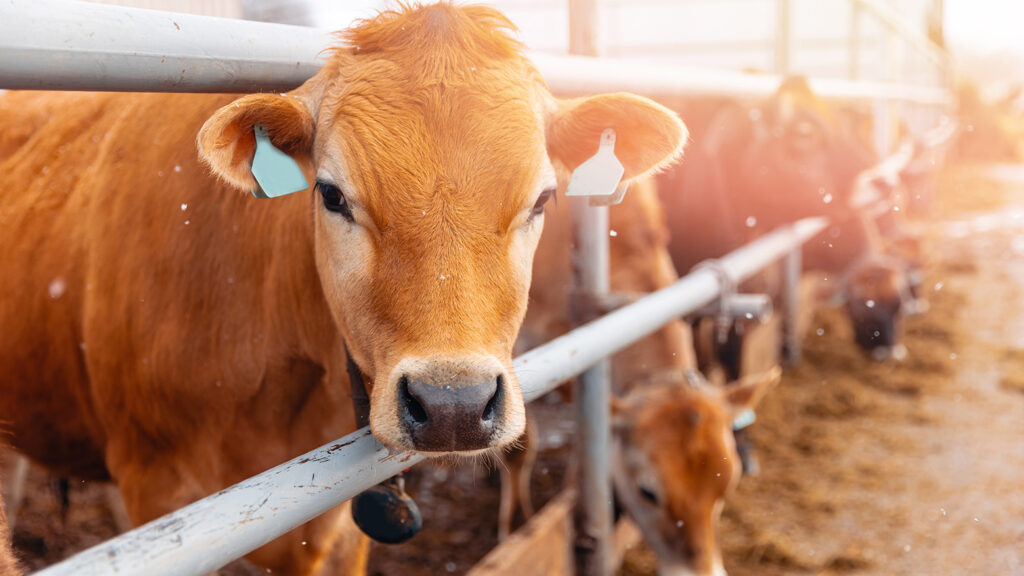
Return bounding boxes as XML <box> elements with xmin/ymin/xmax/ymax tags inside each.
<box><xmin>250</xmin><ymin>124</ymin><xmax>309</xmax><ymax>198</ymax></box>
<box><xmin>732</xmin><ymin>409</ymin><xmax>756</xmax><ymax>431</ymax></box>
<box><xmin>566</xmin><ymin>129</ymin><xmax>625</xmax><ymax>201</ymax></box>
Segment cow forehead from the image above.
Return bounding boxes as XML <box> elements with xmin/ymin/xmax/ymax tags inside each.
<box><xmin>311</xmin><ymin>3</ymin><xmax>550</xmax><ymax>228</ymax></box>
<box><xmin>320</xmin><ymin>70</ymin><xmax>547</xmax><ymax>231</ymax></box>
<box><xmin>633</xmin><ymin>391</ymin><xmax>731</xmax><ymax>457</ymax></box>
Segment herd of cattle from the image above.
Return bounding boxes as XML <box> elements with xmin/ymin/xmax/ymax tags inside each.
<box><xmin>0</xmin><ymin>4</ymin><xmax>956</xmax><ymax>576</ymax></box>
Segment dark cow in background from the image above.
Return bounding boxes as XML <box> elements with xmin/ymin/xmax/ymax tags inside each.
<box><xmin>658</xmin><ymin>76</ymin><xmax>919</xmax><ymax>370</ymax></box>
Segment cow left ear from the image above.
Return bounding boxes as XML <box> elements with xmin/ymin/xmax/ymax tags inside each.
<box><xmin>198</xmin><ymin>93</ymin><xmax>315</xmax><ymax>192</ymax></box>
<box><xmin>546</xmin><ymin>93</ymin><xmax>688</xmax><ymax>181</ymax></box>
<box><xmin>723</xmin><ymin>366</ymin><xmax>782</xmax><ymax>417</ymax></box>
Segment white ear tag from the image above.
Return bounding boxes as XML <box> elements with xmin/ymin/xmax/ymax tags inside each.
<box><xmin>250</xmin><ymin>124</ymin><xmax>309</xmax><ymax>199</ymax></box>
<box><xmin>566</xmin><ymin>129</ymin><xmax>625</xmax><ymax>200</ymax></box>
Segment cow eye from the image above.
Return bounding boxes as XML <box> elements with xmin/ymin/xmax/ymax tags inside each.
<box><xmin>530</xmin><ymin>187</ymin><xmax>556</xmax><ymax>219</ymax></box>
<box><xmin>316</xmin><ymin>180</ymin><xmax>353</xmax><ymax>221</ymax></box>
<box><xmin>638</xmin><ymin>484</ymin><xmax>659</xmax><ymax>505</ymax></box>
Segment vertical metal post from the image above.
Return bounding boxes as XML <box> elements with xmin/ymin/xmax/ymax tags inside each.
<box><xmin>782</xmin><ymin>247</ymin><xmax>802</xmax><ymax>366</ymax></box>
<box><xmin>569</xmin><ymin>0</ymin><xmax>600</xmax><ymax>57</ymax></box>
<box><xmin>568</xmin><ymin>1</ymin><xmax>611</xmax><ymax>575</ymax></box>
<box><xmin>848</xmin><ymin>0</ymin><xmax>861</xmax><ymax>80</ymax></box>
<box><xmin>570</xmin><ymin>200</ymin><xmax>613</xmax><ymax>576</ymax></box>
<box><xmin>774</xmin><ymin>0</ymin><xmax>791</xmax><ymax>75</ymax></box>
<box><xmin>873</xmin><ymin>28</ymin><xmax>895</xmax><ymax>157</ymax></box>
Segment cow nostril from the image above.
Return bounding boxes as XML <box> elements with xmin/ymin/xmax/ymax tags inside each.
<box><xmin>482</xmin><ymin>374</ymin><xmax>504</xmax><ymax>423</ymax></box>
<box><xmin>400</xmin><ymin>376</ymin><xmax>428</xmax><ymax>424</ymax></box>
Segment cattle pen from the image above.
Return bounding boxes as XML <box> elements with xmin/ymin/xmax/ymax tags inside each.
<box><xmin>0</xmin><ymin>1</ymin><xmax>956</xmax><ymax>575</ymax></box>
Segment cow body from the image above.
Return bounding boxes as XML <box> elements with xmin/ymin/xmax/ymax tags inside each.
<box><xmin>0</xmin><ymin>91</ymin><xmax>365</xmax><ymax>573</ymax></box>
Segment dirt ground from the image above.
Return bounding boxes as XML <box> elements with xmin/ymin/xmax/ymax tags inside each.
<box><xmin>4</xmin><ymin>165</ymin><xmax>1023</xmax><ymax>575</ymax></box>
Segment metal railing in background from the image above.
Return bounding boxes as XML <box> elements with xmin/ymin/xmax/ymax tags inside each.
<box><xmin>0</xmin><ymin>1</ymin><xmax>953</xmax><ymax>575</ymax></box>
<box><xmin>0</xmin><ymin>0</ymin><xmax>952</xmax><ymax>106</ymax></box>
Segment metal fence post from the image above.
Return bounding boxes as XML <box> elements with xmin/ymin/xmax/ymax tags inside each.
<box><xmin>849</xmin><ymin>0</ymin><xmax>861</xmax><ymax>80</ymax></box>
<box><xmin>568</xmin><ymin>0</ymin><xmax>612</xmax><ymax>571</ymax></box>
<box><xmin>569</xmin><ymin>199</ymin><xmax>613</xmax><ymax>576</ymax></box>
<box><xmin>774</xmin><ymin>0</ymin><xmax>791</xmax><ymax>75</ymax></box>
<box><xmin>782</xmin><ymin>246</ymin><xmax>802</xmax><ymax>366</ymax></box>
<box><xmin>566</xmin><ymin>2</ymin><xmax>614</xmax><ymax>572</ymax></box>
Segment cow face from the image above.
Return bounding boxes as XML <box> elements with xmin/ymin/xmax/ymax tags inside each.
<box><xmin>845</xmin><ymin>261</ymin><xmax>909</xmax><ymax>361</ymax></box>
<box><xmin>198</xmin><ymin>4</ymin><xmax>686</xmax><ymax>455</ymax></box>
<box><xmin>612</xmin><ymin>368</ymin><xmax>779</xmax><ymax>576</ymax></box>
<box><xmin>734</xmin><ymin>77</ymin><xmax>874</xmax><ymax>226</ymax></box>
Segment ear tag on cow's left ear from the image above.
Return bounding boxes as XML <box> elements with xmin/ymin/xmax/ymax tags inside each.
<box><xmin>566</xmin><ymin>129</ymin><xmax>625</xmax><ymax>201</ymax></box>
<box><xmin>250</xmin><ymin>125</ymin><xmax>308</xmax><ymax>199</ymax></box>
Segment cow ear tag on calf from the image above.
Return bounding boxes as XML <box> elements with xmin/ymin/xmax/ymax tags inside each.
<box><xmin>250</xmin><ymin>125</ymin><xmax>309</xmax><ymax>199</ymax></box>
<box><xmin>566</xmin><ymin>129</ymin><xmax>627</xmax><ymax>206</ymax></box>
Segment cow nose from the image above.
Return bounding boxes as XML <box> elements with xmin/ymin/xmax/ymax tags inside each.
<box><xmin>398</xmin><ymin>368</ymin><xmax>505</xmax><ymax>452</ymax></box>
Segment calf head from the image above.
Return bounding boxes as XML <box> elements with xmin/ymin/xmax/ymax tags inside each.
<box><xmin>197</xmin><ymin>4</ymin><xmax>686</xmax><ymax>455</ymax></box>
<box><xmin>845</xmin><ymin>260</ymin><xmax>910</xmax><ymax>360</ymax></box>
<box><xmin>612</xmin><ymin>368</ymin><xmax>780</xmax><ymax>576</ymax></box>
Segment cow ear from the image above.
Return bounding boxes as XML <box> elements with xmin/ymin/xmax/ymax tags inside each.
<box><xmin>610</xmin><ymin>396</ymin><xmax>632</xmax><ymax>433</ymax></box>
<box><xmin>198</xmin><ymin>94</ymin><xmax>315</xmax><ymax>192</ymax></box>
<box><xmin>547</xmin><ymin>93</ymin><xmax>687</xmax><ymax>182</ymax></box>
<box><xmin>724</xmin><ymin>366</ymin><xmax>781</xmax><ymax>417</ymax></box>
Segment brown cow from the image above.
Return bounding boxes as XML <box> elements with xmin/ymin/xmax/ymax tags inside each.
<box><xmin>612</xmin><ymin>367</ymin><xmax>779</xmax><ymax>576</ymax></box>
<box><xmin>0</xmin><ymin>4</ymin><xmax>685</xmax><ymax>574</ymax></box>
<box><xmin>502</xmin><ymin>179</ymin><xmax>780</xmax><ymax>576</ymax></box>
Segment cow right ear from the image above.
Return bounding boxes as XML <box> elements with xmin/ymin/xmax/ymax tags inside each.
<box><xmin>198</xmin><ymin>93</ymin><xmax>315</xmax><ymax>192</ymax></box>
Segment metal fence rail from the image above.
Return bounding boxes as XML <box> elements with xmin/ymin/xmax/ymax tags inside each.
<box><xmin>33</xmin><ymin>218</ymin><xmax>828</xmax><ymax>576</ymax></box>
<box><xmin>0</xmin><ymin>0</ymin><xmax>951</xmax><ymax>105</ymax></box>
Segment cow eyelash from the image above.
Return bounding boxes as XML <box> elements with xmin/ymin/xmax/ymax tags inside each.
<box><xmin>315</xmin><ymin>180</ymin><xmax>354</xmax><ymax>221</ymax></box>
<box><xmin>529</xmin><ymin>187</ymin><xmax>556</xmax><ymax>221</ymax></box>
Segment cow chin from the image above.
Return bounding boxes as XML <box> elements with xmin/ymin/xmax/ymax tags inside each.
<box><xmin>368</xmin><ymin>355</ymin><xmax>526</xmax><ymax>456</ymax></box>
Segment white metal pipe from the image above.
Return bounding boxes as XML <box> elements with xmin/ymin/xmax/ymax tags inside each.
<box><xmin>570</xmin><ymin>197</ymin><xmax>614</xmax><ymax>576</ymax></box>
<box><xmin>0</xmin><ymin>0</ymin><xmax>330</xmax><ymax>93</ymax></box>
<box><xmin>567</xmin><ymin>0</ymin><xmax>613</xmax><ymax>570</ymax></box>
<box><xmin>0</xmin><ymin>0</ymin><xmax>952</xmax><ymax>106</ymax></box>
<box><xmin>32</xmin><ymin>217</ymin><xmax>828</xmax><ymax>576</ymax></box>
<box><xmin>530</xmin><ymin>52</ymin><xmax>953</xmax><ymax>105</ymax></box>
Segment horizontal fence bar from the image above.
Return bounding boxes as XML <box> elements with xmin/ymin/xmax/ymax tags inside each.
<box><xmin>530</xmin><ymin>53</ymin><xmax>951</xmax><ymax>105</ymax></box>
<box><xmin>0</xmin><ymin>0</ymin><xmax>330</xmax><ymax>93</ymax></box>
<box><xmin>0</xmin><ymin>0</ymin><xmax>951</xmax><ymax>105</ymax></box>
<box><xmin>33</xmin><ymin>217</ymin><xmax>828</xmax><ymax>576</ymax></box>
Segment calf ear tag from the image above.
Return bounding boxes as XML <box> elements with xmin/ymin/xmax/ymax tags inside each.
<box><xmin>250</xmin><ymin>124</ymin><xmax>308</xmax><ymax>199</ymax></box>
<box><xmin>566</xmin><ymin>129</ymin><xmax>625</xmax><ymax>200</ymax></box>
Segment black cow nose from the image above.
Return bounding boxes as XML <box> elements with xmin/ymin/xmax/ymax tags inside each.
<box><xmin>399</xmin><ymin>372</ymin><xmax>504</xmax><ymax>452</ymax></box>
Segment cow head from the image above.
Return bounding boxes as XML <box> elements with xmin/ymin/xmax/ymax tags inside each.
<box><xmin>845</xmin><ymin>260</ymin><xmax>910</xmax><ymax>361</ymax></box>
<box><xmin>197</xmin><ymin>4</ymin><xmax>686</xmax><ymax>455</ymax></box>
<box><xmin>730</xmin><ymin>77</ymin><xmax>875</xmax><ymax>227</ymax></box>
<box><xmin>612</xmin><ymin>368</ymin><xmax>780</xmax><ymax>576</ymax></box>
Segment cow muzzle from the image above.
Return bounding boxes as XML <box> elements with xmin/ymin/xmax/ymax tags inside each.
<box><xmin>385</xmin><ymin>356</ymin><xmax>521</xmax><ymax>453</ymax></box>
